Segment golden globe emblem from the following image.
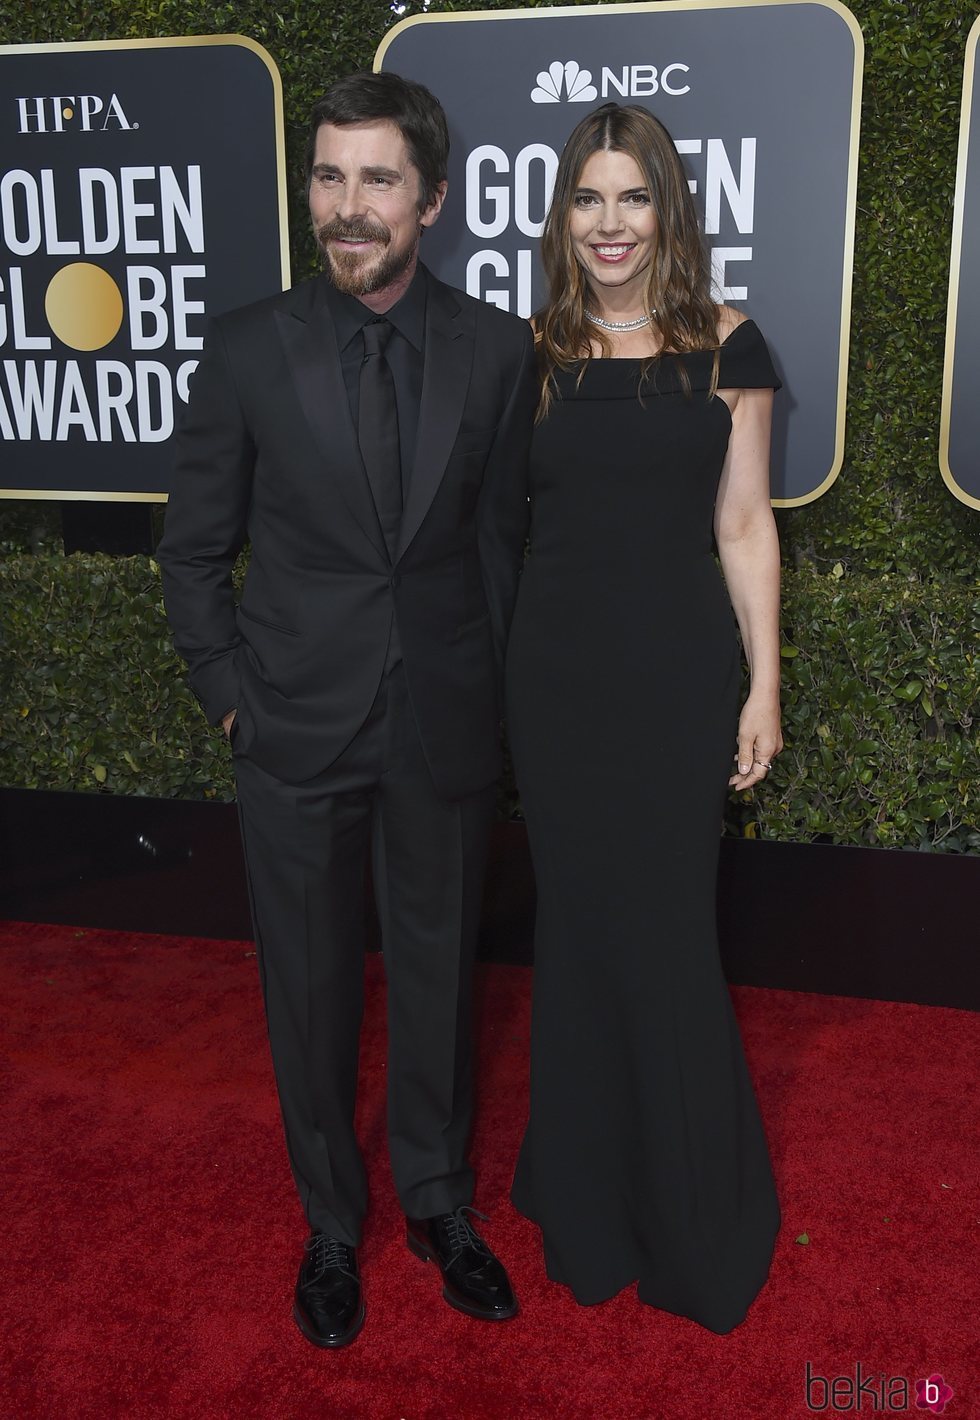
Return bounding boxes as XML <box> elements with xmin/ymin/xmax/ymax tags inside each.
<box><xmin>45</xmin><ymin>262</ymin><xmax>124</xmax><ymax>351</ymax></box>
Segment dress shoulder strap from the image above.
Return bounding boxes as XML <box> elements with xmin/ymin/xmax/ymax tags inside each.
<box><xmin>717</xmin><ymin>319</ymin><xmax>782</xmax><ymax>391</ymax></box>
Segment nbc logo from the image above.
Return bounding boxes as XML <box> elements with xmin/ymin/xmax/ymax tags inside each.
<box><xmin>531</xmin><ymin>61</ymin><xmax>598</xmax><ymax>104</ymax></box>
<box><xmin>531</xmin><ymin>60</ymin><xmax>692</xmax><ymax>103</ymax></box>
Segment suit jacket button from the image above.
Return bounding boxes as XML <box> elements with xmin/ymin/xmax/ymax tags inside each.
<box><xmin>389</xmin><ymin>573</ymin><xmax>400</xmax><ymax>589</ymax></box>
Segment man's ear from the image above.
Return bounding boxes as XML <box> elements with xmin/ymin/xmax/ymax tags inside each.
<box><xmin>420</xmin><ymin>181</ymin><xmax>448</xmax><ymax>230</ymax></box>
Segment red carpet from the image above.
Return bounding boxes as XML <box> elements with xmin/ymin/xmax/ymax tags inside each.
<box><xmin>1</xmin><ymin>920</ymin><xmax>976</xmax><ymax>1419</ymax></box>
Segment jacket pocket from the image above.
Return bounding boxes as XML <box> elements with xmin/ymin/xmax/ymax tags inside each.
<box><xmin>238</xmin><ymin>606</ymin><xmax>300</xmax><ymax>637</ymax></box>
<box><xmin>450</xmin><ymin>612</ymin><xmax>492</xmax><ymax>643</ymax></box>
<box><xmin>452</xmin><ymin>425</ymin><xmax>497</xmax><ymax>456</ymax></box>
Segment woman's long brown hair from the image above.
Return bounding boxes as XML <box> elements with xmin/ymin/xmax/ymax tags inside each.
<box><xmin>537</xmin><ymin>103</ymin><xmax>720</xmax><ymax>417</ymax></box>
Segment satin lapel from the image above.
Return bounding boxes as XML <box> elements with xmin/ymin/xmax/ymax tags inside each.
<box><xmin>396</xmin><ymin>276</ymin><xmax>474</xmax><ymax>562</ymax></box>
<box><xmin>274</xmin><ymin>280</ymin><xmax>388</xmax><ymax>563</ymax></box>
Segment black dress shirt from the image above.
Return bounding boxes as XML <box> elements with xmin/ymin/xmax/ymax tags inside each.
<box><xmin>326</xmin><ymin>264</ymin><xmax>427</xmax><ymax>496</ymax></box>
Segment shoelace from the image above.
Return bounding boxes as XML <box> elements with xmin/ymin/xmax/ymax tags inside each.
<box><xmin>303</xmin><ymin>1233</ymin><xmax>357</xmax><ymax>1285</ymax></box>
<box><xmin>440</xmin><ymin>1205</ymin><xmax>492</xmax><ymax>1263</ymax></box>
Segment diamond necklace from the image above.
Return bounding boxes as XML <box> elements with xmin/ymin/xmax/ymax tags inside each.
<box><xmin>586</xmin><ymin>309</ymin><xmax>656</xmax><ymax>333</ymax></box>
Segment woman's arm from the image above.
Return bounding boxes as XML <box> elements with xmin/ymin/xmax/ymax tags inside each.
<box><xmin>713</xmin><ymin>381</ymin><xmax>783</xmax><ymax>790</ymax></box>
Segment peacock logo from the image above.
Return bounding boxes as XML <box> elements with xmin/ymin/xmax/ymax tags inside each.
<box><xmin>530</xmin><ymin>61</ymin><xmax>598</xmax><ymax>104</ymax></box>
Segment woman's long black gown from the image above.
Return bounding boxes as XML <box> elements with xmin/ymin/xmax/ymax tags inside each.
<box><xmin>506</xmin><ymin>321</ymin><xmax>781</xmax><ymax>1334</ymax></box>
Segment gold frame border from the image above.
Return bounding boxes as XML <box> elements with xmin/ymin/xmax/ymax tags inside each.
<box><xmin>938</xmin><ymin>15</ymin><xmax>980</xmax><ymax>511</ymax></box>
<box><xmin>377</xmin><ymin>0</ymin><xmax>864</xmax><ymax>507</ymax></box>
<box><xmin>0</xmin><ymin>33</ymin><xmax>291</xmax><ymax>504</ymax></box>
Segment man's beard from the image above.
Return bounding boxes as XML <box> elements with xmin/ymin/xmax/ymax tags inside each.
<box><xmin>316</xmin><ymin>215</ymin><xmax>419</xmax><ymax>296</ymax></box>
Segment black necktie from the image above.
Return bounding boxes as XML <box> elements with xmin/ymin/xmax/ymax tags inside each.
<box><xmin>358</xmin><ymin>318</ymin><xmax>402</xmax><ymax>558</ymax></box>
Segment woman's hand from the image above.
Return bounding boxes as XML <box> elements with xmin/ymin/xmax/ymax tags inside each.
<box><xmin>729</xmin><ymin>692</ymin><xmax>783</xmax><ymax>791</ymax></box>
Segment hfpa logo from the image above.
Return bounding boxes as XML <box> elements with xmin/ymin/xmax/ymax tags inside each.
<box><xmin>15</xmin><ymin>94</ymin><xmax>137</xmax><ymax>134</ymax></box>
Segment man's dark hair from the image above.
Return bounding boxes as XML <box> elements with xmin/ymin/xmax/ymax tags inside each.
<box><xmin>305</xmin><ymin>71</ymin><xmax>450</xmax><ymax>211</ymax></box>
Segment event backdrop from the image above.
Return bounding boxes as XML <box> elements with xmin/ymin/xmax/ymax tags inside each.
<box><xmin>1</xmin><ymin>0</ymin><xmax>977</xmax><ymax>856</ymax></box>
<box><xmin>940</xmin><ymin>13</ymin><xmax>980</xmax><ymax>512</ymax></box>
<box><xmin>0</xmin><ymin>36</ymin><xmax>288</xmax><ymax>502</ymax></box>
<box><xmin>378</xmin><ymin>0</ymin><xmax>863</xmax><ymax>506</ymax></box>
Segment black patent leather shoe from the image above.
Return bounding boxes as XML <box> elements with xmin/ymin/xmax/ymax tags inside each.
<box><xmin>406</xmin><ymin>1206</ymin><xmax>518</xmax><ymax>1320</ymax></box>
<box><xmin>292</xmin><ymin>1233</ymin><xmax>364</xmax><ymax>1348</ymax></box>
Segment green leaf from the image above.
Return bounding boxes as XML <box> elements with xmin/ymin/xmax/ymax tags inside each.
<box><xmin>893</xmin><ymin>680</ymin><xmax>924</xmax><ymax>702</ymax></box>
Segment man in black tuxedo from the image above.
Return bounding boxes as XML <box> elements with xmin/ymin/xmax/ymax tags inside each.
<box><xmin>157</xmin><ymin>71</ymin><xmax>536</xmax><ymax>1348</ymax></box>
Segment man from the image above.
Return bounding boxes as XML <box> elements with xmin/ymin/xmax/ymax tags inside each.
<box><xmin>157</xmin><ymin>71</ymin><xmax>536</xmax><ymax>1349</ymax></box>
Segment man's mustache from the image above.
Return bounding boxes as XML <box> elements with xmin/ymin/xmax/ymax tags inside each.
<box><xmin>317</xmin><ymin>216</ymin><xmax>391</xmax><ymax>247</ymax></box>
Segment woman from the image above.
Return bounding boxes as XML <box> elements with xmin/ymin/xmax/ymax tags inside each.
<box><xmin>507</xmin><ymin>103</ymin><xmax>782</xmax><ymax>1334</ymax></box>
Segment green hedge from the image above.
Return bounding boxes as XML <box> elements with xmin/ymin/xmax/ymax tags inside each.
<box><xmin>1</xmin><ymin>554</ymin><xmax>228</xmax><ymax>799</ymax></box>
<box><xmin>1</xmin><ymin>0</ymin><xmax>979</xmax><ymax>851</ymax></box>
<box><xmin>730</xmin><ymin>570</ymin><xmax>980</xmax><ymax>852</ymax></box>
<box><xmin>3</xmin><ymin>555</ymin><xmax>977</xmax><ymax>851</ymax></box>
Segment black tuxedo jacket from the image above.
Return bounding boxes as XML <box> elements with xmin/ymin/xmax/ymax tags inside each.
<box><xmin>157</xmin><ymin>266</ymin><xmax>537</xmax><ymax>797</ymax></box>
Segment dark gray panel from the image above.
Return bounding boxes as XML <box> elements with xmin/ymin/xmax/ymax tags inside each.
<box><xmin>0</xmin><ymin>41</ymin><xmax>286</xmax><ymax>498</ymax></box>
<box><xmin>380</xmin><ymin>2</ymin><xmax>862</xmax><ymax>503</ymax></box>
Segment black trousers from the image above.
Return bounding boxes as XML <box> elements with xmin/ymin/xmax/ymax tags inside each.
<box><xmin>233</xmin><ymin>661</ymin><xmax>495</xmax><ymax>1245</ymax></box>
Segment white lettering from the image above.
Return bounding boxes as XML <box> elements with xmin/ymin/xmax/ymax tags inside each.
<box><xmin>95</xmin><ymin>361</ymin><xmax>137</xmax><ymax>441</ymax></box>
<box><xmin>16</xmin><ymin>98</ymin><xmax>47</xmax><ymax>134</ymax></box>
<box><xmin>170</xmin><ymin>266</ymin><xmax>206</xmax><ymax>349</ymax></box>
<box><xmin>8</xmin><ymin>266</ymin><xmax>51</xmax><ymax>350</ymax></box>
<box><xmin>13</xmin><ymin>93</ymin><xmax>135</xmax><ymax>136</ymax></box>
<box><xmin>466</xmin><ymin>146</ymin><xmax>510</xmax><ymax>239</ymax></box>
<box><xmin>55</xmin><ymin>361</ymin><xmax>98</xmax><ymax>441</ymax></box>
<box><xmin>464</xmin><ymin>249</ymin><xmax>532</xmax><ymax>317</ymax></box>
<box><xmin>120</xmin><ymin>167</ymin><xmax>160</xmax><ymax>254</ymax></box>
<box><xmin>466</xmin><ymin>250</ymin><xmax>511</xmax><ymax>310</ymax></box>
<box><xmin>704</xmin><ymin>138</ymin><xmax>756</xmax><ymax>236</ymax></box>
<box><xmin>0</xmin><ymin>359</ymin><xmax>186</xmax><ymax>440</ymax></box>
<box><xmin>40</xmin><ymin>170</ymin><xmax>80</xmax><ymax>256</ymax></box>
<box><xmin>0</xmin><ymin>379</ymin><xmax>13</xmax><ymax>438</ymax></box>
<box><xmin>160</xmin><ymin>166</ymin><xmax>204</xmax><ymax>254</ymax></box>
<box><xmin>710</xmin><ymin>247</ymin><xmax>752</xmax><ymax>302</ymax></box>
<box><xmin>176</xmin><ymin>358</ymin><xmax>199</xmax><ymax>404</ymax></box>
<box><xmin>79</xmin><ymin>95</ymin><xmax>104</xmax><ymax>131</ymax></box>
<box><xmin>127</xmin><ymin>266</ymin><xmax>169</xmax><ymax>349</ymax></box>
<box><xmin>135</xmin><ymin>361</ymin><xmax>173</xmax><ymax>441</ymax></box>
<box><xmin>515</xmin><ymin>248</ymin><xmax>532</xmax><ymax>319</ymax></box>
<box><xmin>601</xmin><ymin>67</ymin><xmax>629</xmax><ymax>99</ymax></box>
<box><xmin>514</xmin><ymin>145</ymin><xmax>557</xmax><ymax>239</ymax></box>
<box><xmin>0</xmin><ymin>171</ymin><xmax>42</xmax><ymax>257</ymax></box>
<box><xmin>104</xmin><ymin>94</ymin><xmax>132</xmax><ymax>131</ymax></box>
<box><xmin>631</xmin><ymin>65</ymin><xmax>658</xmax><ymax>97</ymax></box>
<box><xmin>0</xmin><ymin>167</ymin><xmax>204</xmax><ymax>256</ymax></box>
<box><xmin>599</xmin><ymin>64</ymin><xmax>690</xmax><ymax>98</ymax></box>
<box><xmin>50</xmin><ymin>98</ymin><xmax>74</xmax><ymax>134</ymax></box>
<box><xmin>78</xmin><ymin>169</ymin><xmax>120</xmax><ymax>254</ymax></box>
<box><xmin>674</xmin><ymin>140</ymin><xmax>702</xmax><ymax>199</ymax></box>
<box><xmin>2</xmin><ymin>358</ymin><xmax>57</xmax><ymax>437</ymax></box>
<box><xmin>661</xmin><ymin>63</ymin><xmax>690</xmax><ymax>96</ymax></box>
